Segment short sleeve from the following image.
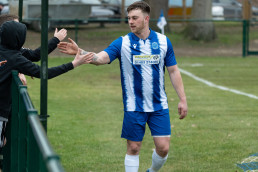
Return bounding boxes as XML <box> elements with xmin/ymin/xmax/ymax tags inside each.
<box><xmin>164</xmin><ymin>37</ymin><xmax>177</xmax><ymax>67</ymax></box>
<box><xmin>104</xmin><ymin>37</ymin><xmax>122</xmax><ymax>63</ymax></box>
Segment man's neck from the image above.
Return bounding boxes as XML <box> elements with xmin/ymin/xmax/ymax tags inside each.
<box><xmin>135</xmin><ymin>28</ymin><xmax>150</xmax><ymax>40</ymax></box>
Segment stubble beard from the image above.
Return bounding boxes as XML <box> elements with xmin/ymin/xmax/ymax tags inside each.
<box><xmin>131</xmin><ymin>21</ymin><xmax>145</xmax><ymax>35</ymax></box>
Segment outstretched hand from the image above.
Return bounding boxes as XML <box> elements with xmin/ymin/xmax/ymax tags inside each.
<box><xmin>58</xmin><ymin>38</ymin><xmax>78</xmax><ymax>55</ymax></box>
<box><xmin>72</xmin><ymin>49</ymin><xmax>94</xmax><ymax>68</ymax></box>
<box><xmin>54</xmin><ymin>28</ymin><xmax>67</xmax><ymax>41</ymax></box>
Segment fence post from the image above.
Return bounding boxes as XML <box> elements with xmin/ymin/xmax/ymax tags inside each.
<box><xmin>40</xmin><ymin>0</ymin><xmax>49</xmax><ymax>132</ymax></box>
<box><xmin>75</xmin><ymin>19</ymin><xmax>78</xmax><ymax>43</ymax></box>
<box><xmin>242</xmin><ymin>20</ymin><xmax>247</xmax><ymax>57</ymax></box>
<box><xmin>18</xmin><ymin>0</ymin><xmax>23</xmax><ymax>22</ymax></box>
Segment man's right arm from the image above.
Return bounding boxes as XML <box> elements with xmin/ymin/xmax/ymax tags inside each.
<box><xmin>58</xmin><ymin>38</ymin><xmax>111</xmax><ymax>65</ymax></box>
<box><xmin>81</xmin><ymin>50</ymin><xmax>110</xmax><ymax>65</ymax></box>
<box><xmin>58</xmin><ymin>37</ymin><xmax>122</xmax><ymax>66</ymax></box>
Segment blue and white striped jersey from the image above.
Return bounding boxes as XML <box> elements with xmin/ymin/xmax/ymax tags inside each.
<box><xmin>104</xmin><ymin>29</ymin><xmax>177</xmax><ymax>112</ymax></box>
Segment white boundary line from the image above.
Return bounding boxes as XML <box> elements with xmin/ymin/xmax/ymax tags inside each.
<box><xmin>179</xmin><ymin>68</ymin><xmax>258</xmax><ymax>100</ymax></box>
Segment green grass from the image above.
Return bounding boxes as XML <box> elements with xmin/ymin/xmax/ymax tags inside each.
<box><xmin>26</xmin><ymin>56</ymin><xmax>258</xmax><ymax>172</ymax></box>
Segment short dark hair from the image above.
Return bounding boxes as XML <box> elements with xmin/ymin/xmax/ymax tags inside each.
<box><xmin>0</xmin><ymin>14</ymin><xmax>19</xmax><ymax>26</ymax></box>
<box><xmin>127</xmin><ymin>1</ymin><xmax>151</xmax><ymax>15</ymax></box>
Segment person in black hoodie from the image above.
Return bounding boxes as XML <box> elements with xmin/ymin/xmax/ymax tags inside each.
<box><xmin>0</xmin><ymin>14</ymin><xmax>68</xmax><ymax>85</ymax></box>
<box><xmin>0</xmin><ymin>21</ymin><xmax>94</xmax><ymax>146</ymax></box>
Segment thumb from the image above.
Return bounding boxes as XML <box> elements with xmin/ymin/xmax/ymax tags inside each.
<box><xmin>68</xmin><ymin>38</ymin><xmax>77</xmax><ymax>45</ymax></box>
<box><xmin>77</xmin><ymin>48</ymin><xmax>81</xmax><ymax>55</ymax></box>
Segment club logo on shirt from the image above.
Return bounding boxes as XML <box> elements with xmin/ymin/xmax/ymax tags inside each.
<box><xmin>152</xmin><ymin>42</ymin><xmax>159</xmax><ymax>50</ymax></box>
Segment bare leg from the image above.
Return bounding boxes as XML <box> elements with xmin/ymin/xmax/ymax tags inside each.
<box><xmin>124</xmin><ymin>140</ymin><xmax>142</xmax><ymax>172</ymax></box>
<box><xmin>148</xmin><ymin>137</ymin><xmax>170</xmax><ymax>172</ymax></box>
<box><xmin>153</xmin><ymin>137</ymin><xmax>170</xmax><ymax>157</ymax></box>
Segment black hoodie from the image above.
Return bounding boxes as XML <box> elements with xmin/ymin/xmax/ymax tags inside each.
<box><xmin>0</xmin><ymin>21</ymin><xmax>74</xmax><ymax>119</ymax></box>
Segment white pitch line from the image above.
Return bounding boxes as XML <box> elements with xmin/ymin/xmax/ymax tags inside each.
<box><xmin>179</xmin><ymin>68</ymin><xmax>258</xmax><ymax>100</ymax></box>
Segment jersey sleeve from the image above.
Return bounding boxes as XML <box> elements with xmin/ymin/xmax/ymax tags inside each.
<box><xmin>164</xmin><ymin>37</ymin><xmax>177</xmax><ymax>67</ymax></box>
<box><xmin>104</xmin><ymin>37</ymin><xmax>122</xmax><ymax>63</ymax></box>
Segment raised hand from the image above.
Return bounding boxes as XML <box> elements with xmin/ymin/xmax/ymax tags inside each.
<box><xmin>54</xmin><ymin>28</ymin><xmax>67</xmax><ymax>41</ymax></box>
<box><xmin>58</xmin><ymin>38</ymin><xmax>78</xmax><ymax>55</ymax></box>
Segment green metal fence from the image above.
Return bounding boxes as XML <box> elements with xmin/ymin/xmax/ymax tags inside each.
<box><xmin>242</xmin><ymin>19</ymin><xmax>258</xmax><ymax>57</ymax></box>
<box><xmin>2</xmin><ymin>71</ymin><xmax>65</xmax><ymax>172</ymax></box>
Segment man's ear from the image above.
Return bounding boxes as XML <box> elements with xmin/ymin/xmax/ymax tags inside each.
<box><xmin>145</xmin><ymin>15</ymin><xmax>150</xmax><ymax>23</ymax></box>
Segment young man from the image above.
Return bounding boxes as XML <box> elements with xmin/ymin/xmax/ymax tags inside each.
<box><xmin>58</xmin><ymin>1</ymin><xmax>188</xmax><ymax>172</ymax></box>
<box><xmin>0</xmin><ymin>21</ymin><xmax>94</xmax><ymax>148</ymax></box>
<box><xmin>0</xmin><ymin>14</ymin><xmax>67</xmax><ymax>85</ymax></box>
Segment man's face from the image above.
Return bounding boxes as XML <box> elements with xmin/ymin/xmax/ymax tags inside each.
<box><xmin>128</xmin><ymin>9</ymin><xmax>149</xmax><ymax>34</ymax></box>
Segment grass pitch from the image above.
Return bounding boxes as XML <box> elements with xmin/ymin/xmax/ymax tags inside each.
<box><xmin>26</xmin><ymin>56</ymin><xmax>258</xmax><ymax>172</ymax></box>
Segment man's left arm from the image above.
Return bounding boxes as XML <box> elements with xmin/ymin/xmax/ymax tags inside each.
<box><xmin>167</xmin><ymin>65</ymin><xmax>188</xmax><ymax>119</ymax></box>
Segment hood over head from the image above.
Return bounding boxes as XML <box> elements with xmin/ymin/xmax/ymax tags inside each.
<box><xmin>0</xmin><ymin>21</ymin><xmax>27</xmax><ymax>50</ymax></box>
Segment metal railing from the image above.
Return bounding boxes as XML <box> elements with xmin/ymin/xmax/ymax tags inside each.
<box><xmin>3</xmin><ymin>71</ymin><xmax>65</xmax><ymax>172</ymax></box>
<box><xmin>242</xmin><ymin>19</ymin><xmax>258</xmax><ymax>57</ymax></box>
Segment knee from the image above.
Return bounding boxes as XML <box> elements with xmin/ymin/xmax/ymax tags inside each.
<box><xmin>127</xmin><ymin>141</ymin><xmax>141</xmax><ymax>155</ymax></box>
<box><xmin>156</xmin><ymin>145</ymin><xmax>169</xmax><ymax>157</ymax></box>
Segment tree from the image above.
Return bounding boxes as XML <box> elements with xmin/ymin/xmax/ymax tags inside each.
<box><xmin>143</xmin><ymin>0</ymin><xmax>169</xmax><ymax>32</ymax></box>
<box><xmin>185</xmin><ymin>0</ymin><xmax>216</xmax><ymax>41</ymax></box>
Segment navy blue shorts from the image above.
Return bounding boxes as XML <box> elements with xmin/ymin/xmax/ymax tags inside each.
<box><xmin>121</xmin><ymin>109</ymin><xmax>171</xmax><ymax>142</ymax></box>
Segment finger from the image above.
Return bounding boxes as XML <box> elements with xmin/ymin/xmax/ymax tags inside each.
<box><xmin>58</xmin><ymin>46</ymin><xmax>66</xmax><ymax>50</ymax></box>
<box><xmin>61</xmin><ymin>29</ymin><xmax>67</xmax><ymax>34</ymax></box>
<box><xmin>0</xmin><ymin>60</ymin><xmax>7</xmax><ymax>66</ymax></box>
<box><xmin>77</xmin><ymin>48</ymin><xmax>81</xmax><ymax>55</ymax></box>
<box><xmin>179</xmin><ymin>114</ymin><xmax>186</xmax><ymax>119</ymax></box>
<box><xmin>57</xmin><ymin>44</ymin><xmax>67</xmax><ymax>49</ymax></box>
<box><xmin>58</xmin><ymin>42</ymin><xmax>67</xmax><ymax>46</ymax></box>
<box><xmin>86</xmin><ymin>53</ymin><xmax>95</xmax><ymax>58</ymax></box>
<box><xmin>22</xmin><ymin>80</ymin><xmax>27</xmax><ymax>86</ymax></box>
<box><xmin>87</xmin><ymin>55</ymin><xmax>94</xmax><ymax>60</ymax></box>
<box><xmin>179</xmin><ymin>110</ymin><xmax>187</xmax><ymax>119</ymax></box>
<box><xmin>68</xmin><ymin>38</ymin><xmax>76</xmax><ymax>44</ymax></box>
<box><xmin>57</xmin><ymin>44</ymin><xmax>66</xmax><ymax>48</ymax></box>
<box><xmin>85</xmin><ymin>57</ymin><xmax>94</xmax><ymax>62</ymax></box>
<box><xmin>59</xmin><ymin>50</ymin><xmax>68</xmax><ymax>53</ymax></box>
<box><xmin>178</xmin><ymin>107</ymin><xmax>182</xmax><ymax>115</ymax></box>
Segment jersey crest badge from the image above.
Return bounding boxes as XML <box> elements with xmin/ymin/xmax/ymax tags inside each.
<box><xmin>152</xmin><ymin>42</ymin><xmax>159</xmax><ymax>50</ymax></box>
